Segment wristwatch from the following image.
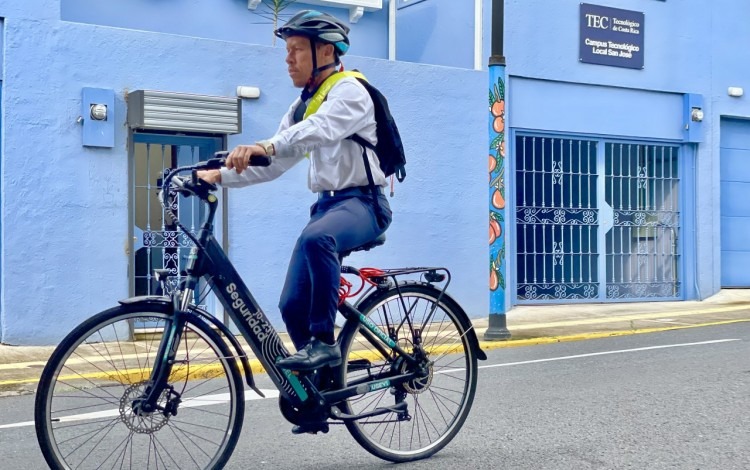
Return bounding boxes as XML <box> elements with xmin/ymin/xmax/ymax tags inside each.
<box><xmin>255</xmin><ymin>140</ymin><xmax>275</xmax><ymax>156</ymax></box>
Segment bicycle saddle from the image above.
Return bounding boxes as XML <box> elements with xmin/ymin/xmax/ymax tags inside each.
<box><xmin>338</xmin><ymin>233</ymin><xmax>386</xmax><ymax>259</ymax></box>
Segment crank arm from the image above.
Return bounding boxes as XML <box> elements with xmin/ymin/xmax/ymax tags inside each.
<box><xmin>329</xmin><ymin>401</ymin><xmax>408</xmax><ymax>422</ymax></box>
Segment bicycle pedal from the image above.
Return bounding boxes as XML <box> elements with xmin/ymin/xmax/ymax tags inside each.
<box><xmin>291</xmin><ymin>422</ymin><xmax>329</xmax><ymax>435</ymax></box>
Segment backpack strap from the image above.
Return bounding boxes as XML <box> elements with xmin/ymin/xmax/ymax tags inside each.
<box><xmin>303</xmin><ymin>70</ymin><xmax>366</xmax><ymax>119</ymax></box>
<box><xmin>357</xmin><ymin>136</ymin><xmax>387</xmax><ymax>227</ymax></box>
<box><xmin>303</xmin><ymin>71</ymin><xmax>387</xmax><ymax>228</ymax></box>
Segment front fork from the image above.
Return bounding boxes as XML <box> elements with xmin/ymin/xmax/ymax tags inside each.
<box><xmin>131</xmin><ymin>288</ymin><xmax>194</xmax><ymax>417</ymax></box>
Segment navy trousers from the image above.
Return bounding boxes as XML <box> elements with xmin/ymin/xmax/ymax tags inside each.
<box><xmin>278</xmin><ymin>189</ymin><xmax>392</xmax><ymax>349</ymax></box>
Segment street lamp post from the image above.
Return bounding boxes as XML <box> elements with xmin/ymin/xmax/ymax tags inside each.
<box><xmin>485</xmin><ymin>0</ymin><xmax>511</xmax><ymax>340</ymax></box>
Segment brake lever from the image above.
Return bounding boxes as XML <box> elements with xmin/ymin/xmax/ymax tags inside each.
<box><xmin>203</xmin><ymin>156</ymin><xmax>227</xmax><ymax>170</ymax></box>
<box><xmin>199</xmin><ymin>178</ymin><xmax>218</xmax><ymax>193</ymax></box>
<box><xmin>206</xmin><ymin>151</ymin><xmax>271</xmax><ymax>168</ymax></box>
<box><xmin>184</xmin><ymin>172</ymin><xmax>218</xmax><ymax>193</ymax></box>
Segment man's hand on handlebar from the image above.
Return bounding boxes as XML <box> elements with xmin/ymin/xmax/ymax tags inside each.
<box><xmin>197</xmin><ymin>169</ymin><xmax>222</xmax><ymax>184</ymax></box>
<box><xmin>195</xmin><ymin>145</ymin><xmax>273</xmax><ymax>184</ymax></box>
<box><xmin>227</xmin><ymin>144</ymin><xmax>270</xmax><ymax>174</ymax></box>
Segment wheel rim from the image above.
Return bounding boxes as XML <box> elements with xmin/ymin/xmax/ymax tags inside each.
<box><xmin>40</xmin><ymin>311</ymin><xmax>239</xmax><ymax>469</ymax></box>
<box><xmin>343</xmin><ymin>291</ymin><xmax>476</xmax><ymax>458</ymax></box>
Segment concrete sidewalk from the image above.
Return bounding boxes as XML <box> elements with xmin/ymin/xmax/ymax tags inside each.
<box><xmin>1</xmin><ymin>289</ymin><xmax>749</xmax><ymax>395</ymax></box>
<box><xmin>475</xmin><ymin>288</ymin><xmax>750</xmax><ymax>345</ymax></box>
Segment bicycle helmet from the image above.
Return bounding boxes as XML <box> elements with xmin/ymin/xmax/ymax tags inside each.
<box><xmin>275</xmin><ymin>10</ymin><xmax>351</xmax><ymax>92</ymax></box>
<box><xmin>275</xmin><ymin>10</ymin><xmax>350</xmax><ymax>57</ymax></box>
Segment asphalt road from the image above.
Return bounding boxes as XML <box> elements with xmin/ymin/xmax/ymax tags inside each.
<box><xmin>1</xmin><ymin>323</ymin><xmax>748</xmax><ymax>469</ymax></box>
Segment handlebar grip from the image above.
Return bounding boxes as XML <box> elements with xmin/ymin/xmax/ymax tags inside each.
<box><xmin>205</xmin><ymin>151</ymin><xmax>271</xmax><ymax>169</ymax></box>
<box><xmin>204</xmin><ymin>155</ymin><xmax>227</xmax><ymax>170</ymax></box>
<box><xmin>249</xmin><ymin>155</ymin><xmax>272</xmax><ymax>167</ymax></box>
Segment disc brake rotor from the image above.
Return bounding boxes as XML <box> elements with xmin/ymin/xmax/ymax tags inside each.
<box><xmin>120</xmin><ymin>382</ymin><xmax>170</xmax><ymax>434</ymax></box>
<box><xmin>395</xmin><ymin>339</ymin><xmax>434</xmax><ymax>395</ymax></box>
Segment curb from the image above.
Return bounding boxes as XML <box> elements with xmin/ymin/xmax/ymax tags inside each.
<box><xmin>2</xmin><ymin>317</ymin><xmax>748</xmax><ymax>392</ymax></box>
<box><xmin>476</xmin><ymin>318</ymin><xmax>750</xmax><ymax>351</ymax></box>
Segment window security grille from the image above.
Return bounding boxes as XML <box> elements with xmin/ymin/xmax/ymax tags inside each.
<box><xmin>515</xmin><ymin>135</ymin><xmax>680</xmax><ymax>302</ymax></box>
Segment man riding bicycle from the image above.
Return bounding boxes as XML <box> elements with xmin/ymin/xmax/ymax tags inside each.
<box><xmin>198</xmin><ymin>10</ymin><xmax>391</xmax><ymax>377</ymax></box>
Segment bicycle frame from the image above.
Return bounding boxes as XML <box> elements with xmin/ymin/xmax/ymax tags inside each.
<box><xmin>142</xmin><ymin>168</ymin><xmax>426</xmax><ymax>413</ymax></box>
<box><xmin>36</xmin><ymin>156</ymin><xmax>486</xmax><ymax>470</ymax></box>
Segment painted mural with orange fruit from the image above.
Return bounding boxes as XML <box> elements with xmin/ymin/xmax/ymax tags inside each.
<box><xmin>489</xmin><ymin>75</ymin><xmax>506</xmax><ymax>303</ymax></box>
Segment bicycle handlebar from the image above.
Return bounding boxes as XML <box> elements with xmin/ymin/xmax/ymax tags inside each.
<box><xmin>205</xmin><ymin>151</ymin><xmax>272</xmax><ymax>170</ymax></box>
<box><xmin>155</xmin><ymin>150</ymin><xmax>273</xmax><ymax>252</ymax></box>
<box><xmin>161</xmin><ymin>151</ymin><xmax>272</xmax><ymax>205</ymax></box>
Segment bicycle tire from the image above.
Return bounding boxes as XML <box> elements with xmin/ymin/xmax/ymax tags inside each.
<box><xmin>338</xmin><ymin>283</ymin><xmax>479</xmax><ymax>463</ymax></box>
<box><xmin>34</xmin><ymin>303</ymin><xmax>245</xmax><ymax>470</ymax></box>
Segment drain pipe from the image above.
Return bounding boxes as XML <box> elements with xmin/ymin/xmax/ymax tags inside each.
<box><xmin>485</xmin><ymin>0</ymin><xmax>511</xmax><ymax>341</ymax></box>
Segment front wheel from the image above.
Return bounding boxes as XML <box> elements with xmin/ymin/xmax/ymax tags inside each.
<box><xmin>34</xmin><ymin>303</ymin><xmax>245</xmax><ymax>470</ymax></box>
<box><xmin>338</xmin><ymin>283</ymin><xmax>479</xmax><ymax>463</ymax></box>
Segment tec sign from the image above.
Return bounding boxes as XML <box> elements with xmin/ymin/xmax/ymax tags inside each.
<box><xmin>579</xmin><ymin>3</ymin><xmax>645</xmax><ymax>69</ymax></box>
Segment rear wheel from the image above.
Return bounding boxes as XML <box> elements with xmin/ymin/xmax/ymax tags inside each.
<box><xmin>338</xmin><ymin>283</ymin><xmax>478</xmax><ymax>462</ymax></box>
<box><xmin>34</xmin><ymin>304</ymin><xmax>245</xmax><ymax>470</ymax></box>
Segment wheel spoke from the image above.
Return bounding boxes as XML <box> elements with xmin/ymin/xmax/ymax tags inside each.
<box><xmin>341</xmin><ymin>285</ymin><xmax>478</xmax><ymax>461</ymax></box>
<box><xmin>37</xmin><ymin>307</ymin><xmax>244</xmax><ymax>470</ymax></box>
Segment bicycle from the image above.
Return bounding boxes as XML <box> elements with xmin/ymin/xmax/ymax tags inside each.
<box><xmin>34</xmin><ymin>153</ymin><xmax>487</xmax><ymax>469</ymax></box>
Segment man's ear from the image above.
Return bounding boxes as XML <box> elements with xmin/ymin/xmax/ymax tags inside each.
<box><xmin>319</xmin><ymin>43</ymin><xmax>335</xmax><ymax>61</ymax></box>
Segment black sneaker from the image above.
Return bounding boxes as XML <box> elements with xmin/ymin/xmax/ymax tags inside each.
<box><xmin>291</xmin><ymin>422</ymin><xmax>330</xmax><ymax>435</ymax></box>
<box><xmin>276</xmin><ymin>338</ymin><xmax>342</xmax><ymax>371</ymax></box>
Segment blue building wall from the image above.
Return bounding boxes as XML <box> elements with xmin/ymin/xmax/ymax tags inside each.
<box><xmin>2</xmin><ymin>0</ymin><xmax>750</xmax><ymax>344</ymax></box>
<box><xmin>0</xmin><ymin>19</ymin><xmax>3</xmax><ymax>345</ymax></box>
<box><xmin>499</xmin><ymin>0</ymin><xmax>750</xmax><ymax>300</ymax></box>
<box><xmin>61</xmin><ymin>0</ymin><xmax>390</xmax><ymax>60</ymax></box>
<box><xmin>396</xmin><ymin>0</ymin><xmax>476</xmax><ymax>69</ymax></box>
<box><xmin>0</xmin><ymin>0</ymin><xmax>486</xmax><ymax>345</ymax></box>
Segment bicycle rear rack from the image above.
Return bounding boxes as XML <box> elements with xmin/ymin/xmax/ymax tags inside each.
<box><xmin>339</xmin><ymin>266</ymin><xmax>451</xmax><ymax>305</ymax></box>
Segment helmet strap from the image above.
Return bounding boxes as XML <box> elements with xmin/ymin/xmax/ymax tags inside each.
<box><xmin>314</xmin><ymin>62</ymin><xmax>337</xmax><ymax>75</ymax></box>
<box><xmin>309</xmin><ymin>38</ymin><xmax>319</xmax><ymax>78</ymax></box>
<box><xmin>302</xmin><ymin>38</ymin><xmax>337</xmax><ymax>100</ymax></box>
<box><xmin>302</xmin><ymin>37</ymin><xmax>319</xmax><ymax>100</ymax></box>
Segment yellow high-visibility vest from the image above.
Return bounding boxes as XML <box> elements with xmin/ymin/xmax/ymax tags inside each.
<box><xmin>303</xmin><ymin>70</ymin><xmax>367</xmax><ymax>119</ymax></box>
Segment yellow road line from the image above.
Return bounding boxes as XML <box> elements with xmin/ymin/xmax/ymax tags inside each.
<box><xmin>3</xmin><ymin>305</ymin><xmax>748</xmax><ymax>372</ymax></box>
<box><xmin>0</xmin><ymin>345</ymin><xmax>462</xmax><ymax>387</ymax></box>
<box><xmin>477</xmin><ymin>318</ymin><xmax>750</xmax><ymax>350</ymax></box>
<box><xmin>2</xmin><ymin>318</ymin><xmax>748</xmax><ymax>387</ymax></box>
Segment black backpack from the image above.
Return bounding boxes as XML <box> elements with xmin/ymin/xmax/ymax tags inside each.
<box><xmin>348</xmin><ymin>73</ymin><xmax>407</xmax><ymax>184</ymax></box>
<box><xmin>304</xmin><ymin>70</ymin><xmax>405</xmax><ymax>228</ymax></box>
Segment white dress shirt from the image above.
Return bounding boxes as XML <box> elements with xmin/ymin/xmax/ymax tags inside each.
<box><xmin>220</xmin><ymin>76</ymin><xmax>387</xmax><ymax>192</ymax></box>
